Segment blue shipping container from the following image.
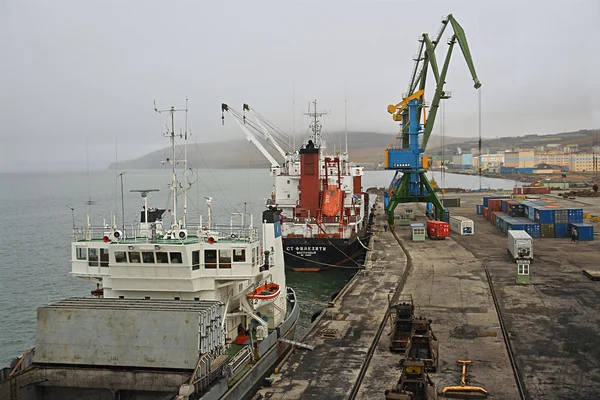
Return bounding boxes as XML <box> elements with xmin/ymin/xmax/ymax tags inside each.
<box><xmin>526</xmin><ymin>224</ymin><xmax>541</xmax><ymax>238</ymax></box>
<box><xmin>568</xmin><ymin>209</ymin><xmax>583</xmax><ymax>224</ymax></box>
<box><xmin>476</xmin><ymin>205</ymin><xmax>484</xmax><ymax>215</ymax></box>
<box><xmin>443</xmin><ymin>209</ymin><xmax>450</xmax><ymax>222</ymax></box>
<box><xmin>517</xmin><ymin>168</ymin><xmax>534</xmax><ymax>174</ymax></box>
<box><xmin>569</xmin><ymin>223</ymin><xmax>594</xmax><ymax>241</ymax></box>
<box><xmin>508</xmin><ymin>223</ymin><xmax>526</xmax><ymax>232</ymax></box>
<box><xmin>534</xmin><ymin>207</ymin><xmax>555</xmax><ymax>224</ymax></box>
<box><xmin>554</xmin><ymin>223</ymin><xmax>569</xmax><ymax>238</ymax></box>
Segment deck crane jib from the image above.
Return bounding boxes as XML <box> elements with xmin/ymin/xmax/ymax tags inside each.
<box><xmin>221</xmin><ymin>103</ymin><xmax>283</xmax><ymax>176</ymax></box>
<box><xmin>243</xmin><ymin>104</ymin><xmax>288</xmax><ymax>160</ymax></box>
<box><xmin>383</xmin><ymin>14</ymin><xmax>481</xmax><ymax>225</ymax></box>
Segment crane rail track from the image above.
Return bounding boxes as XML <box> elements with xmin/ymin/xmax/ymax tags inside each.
<box><xmin>347</xmin><ymin>226</ymin><xmax>413</xmax><ymax>400</ymax></box>
<box><xmin>456</xmin><ymin>238</ymin><xmax>528</xmax><ymax>400</ymax></box>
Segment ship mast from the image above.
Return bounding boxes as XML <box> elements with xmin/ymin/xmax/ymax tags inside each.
<box><xmin>304</xmin><ymin>100</ymin><xmax>329</xmax><ymax>151</ymax></box>
<box><xmin>154</xmin><ymin>101</ymin><xmax>188</xmax><ymax>229</ymax></box>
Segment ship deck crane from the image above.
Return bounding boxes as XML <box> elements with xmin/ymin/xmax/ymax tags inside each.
<box><xmin>384</xmin><ymin>14</ymin><xmax>481</xmax><ymax>225</ymax></box>
<box><xmin>221</xmin><ymin>103</ymin><xmax>283</xmax><ymax>175</ymax></box>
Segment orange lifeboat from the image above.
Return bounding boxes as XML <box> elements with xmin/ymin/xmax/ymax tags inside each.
<box><xmin>247</xmin><ymin>282</ymin><xmax>281</xmax><ymax>310</ymax></box>
<box><xmin>321</xmin><ymin>185</ymin><xmax>343</xmax><ymax>217</ymax></box>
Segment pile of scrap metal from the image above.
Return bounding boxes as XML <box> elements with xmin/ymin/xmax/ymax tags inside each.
<box><xmin>403</xmin><ymin>317</ymin><xmax>439</xmax><ymax>372</ymax></box>
<box><xmin>389</xmin><ymin>299</ymin><xmax>415</xmax><ymax>352</ymax></box>
<box><xmin>559</xmin><ymin>189</ymin><xmax>599</xmax><ymax>198</ymax></box>
<box><xmin>384</xmin><ymin>359</ymin><xmax>437</xmax><ymax>400</ymax></box>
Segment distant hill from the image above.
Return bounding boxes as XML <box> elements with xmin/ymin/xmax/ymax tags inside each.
<box><xmin>109</xmin><ymin>132</ymin><xmax>474</xmax><ymax>170</ymax></box>
<box><xmin>427</xmin><ymin>129</ymin><xmax>600</xmax><ymax>155</ymax></box>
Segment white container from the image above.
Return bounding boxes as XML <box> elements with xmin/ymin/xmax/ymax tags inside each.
<box><xmin>35</xmin><ymin>298</ymin><xmax>223</xmax><ymax>369</ymax></box>
<box><xmin>508</xmin><ymin>230</ymin><xmax>533</xmax><ymax>261</ymax></box>
<box><xmin>449</xmin><ymin>216</ymin><xmax>474</xmax><ymax>235</ymax></box>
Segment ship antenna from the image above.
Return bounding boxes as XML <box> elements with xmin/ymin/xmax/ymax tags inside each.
<box><xmin>344</xmin><ymin>80</ymin><xmax>348</xmax><ymax>156</ymax></box>
<box><xmin>85</xmin><ymin>139</ymin><xmax>94</xmax><ymax>239</ymax></box>
<box><xmin>154</xmin><ymin>100</ymin><xmax>187</xmax><ymax>229</ymax></box>
<box><xmin>292</xmin><ymin>79</ymin><xmax>295</xmax><ymax>152</ymax></box>
<box><xmin>118</xmin><ymin>171</ymin><xmax>126</xmax><ymax>232</ymax></box>
<box><xmin>183</xmin><ymin>97</ymin><xmax>189</xmax><ymax>228</ymax></box>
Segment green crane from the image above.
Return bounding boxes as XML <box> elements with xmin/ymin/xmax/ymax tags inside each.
<box><xmin>384</xmin><ymin>14</ymin><xmax>482</xmax><ymax>225</ymax></box>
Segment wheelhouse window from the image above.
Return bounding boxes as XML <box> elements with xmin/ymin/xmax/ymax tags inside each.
<box><xmin>219</xmin><ymin>249</ymin><xmax>232</xmax><ymax>268</ymax></box>
<box><xmin>192</xmin><ymin>250</ymin><xmax>200</xmax><ymax>270</ymax></box>
<box><xmin>170</xmin><ymin>252</ymin><xmax>182</xmax><ymax>263</ymax></box>
<box><xmin>128</xmin><ymin>252</ymin><xmax>141</xmax><ymax>263</ymax></box>
<box><xmin>233</xmin><ymin>249</ymin><xmax>246</xmax><ymax>262</ymax></box>
<box><xmin>100</xmin><ymin>249</ymin><xmax>109</xmax><ymax>267</ymax></box>
<box><xmin>115</xmin><ymin>251</ymin><xmax>126</xmax><ymax>263</ymax></box>
<box><xmin>76</xmin><ymin>247</ymin><xmax>87</xmax><ymax>260</ymax></box>
<box><xmin>205</xmin><ymin>249</ymin><xmax>217</xmax><ymax>268</ymax></box>
<box><xmin>88</xmin><ymin>248</ymin><xmax>99</xmax><ymax>266</ymax></box>
<box><xmin>142</xmin><ymin>252</ymin><xmax>155</xmax><ymax>264</ymax></box>
<box><xmin>156</xmin><ymin>252</ymin><xmax>169</xmax><ymax>263</ymax></box>
<box><xmin>252</xmin><ymin>248</ymin><xmax>256</xmax><ymax>265</ymax></box>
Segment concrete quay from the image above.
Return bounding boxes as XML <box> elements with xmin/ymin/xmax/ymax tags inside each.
<box><xmin>451</xmin><ymin>193</ymin><xmax>600</xmax><ymax>399</ymax></box>
<box><xmin>255</xmin><ymin>193</ymin><xmax>520</xmax><ymax>399</ymax></box>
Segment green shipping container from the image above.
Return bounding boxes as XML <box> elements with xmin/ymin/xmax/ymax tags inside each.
<box><xmin>541</xmin><ymin>224</ymin><xmax>555</xmax><ymax>238</ymax></box>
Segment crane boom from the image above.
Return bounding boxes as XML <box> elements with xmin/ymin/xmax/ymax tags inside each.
<box><xmin>221</xmin><ymin>103</ymin><xmax>281</xmax><ymax>169</ymax></box>
<box><xmin>244</xmin><ymin>104</ymin><xmax>288</xmax><ymax>159</ymax></box>
<box><xmin>383</xmin><ymin>14</ymin><xmax>481</xmax><ymax>224</ymax></box>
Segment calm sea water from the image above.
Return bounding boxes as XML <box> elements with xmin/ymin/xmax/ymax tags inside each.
<box><xmin>0</xmin><ymin>169</ymin><xmax>517</xmax><ymax>365</ymax></box>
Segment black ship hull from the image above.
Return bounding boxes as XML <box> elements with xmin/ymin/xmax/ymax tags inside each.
<box><xmin>283</xmin><ymin>233</ymin><xmax>371</xmax><ymax>271</ymax></box>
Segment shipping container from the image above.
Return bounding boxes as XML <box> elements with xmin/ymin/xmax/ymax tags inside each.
<box><xmin>476</xmin><ymin>204</ymin><xmax>484</xmax><ymax>215</ymax></box>
<box><xmin>449</xmin><ymin>216</ymin><xmax>474</xmax><ymax>235</ymax></box>
<box><xmin>568</xmin><ymin>209</ymin><xmax>584</xmax><ymax>224</ymax></box>
<box><xmin>483</xmin><ymin>195</ymin><xmax>510</xmax><ymax>207</ymax></box>
<box><xmin>496</xmin><ymin>215</ymin><xmax>506</xmax><ymax>230</ymax></box>
<box><xmin>513</xmin><ymin>186</ymin><xmax>551</xmax><ymax>195</ymax></box>
<box><xmin>442</xmin><ymin>198</ymin><xmax>461</xmax><ymax>207</ymax></box>
<box><xmin>540</xmin><ymin>224</ymin><xmax>555</xmax><ymax>238</ymax></box>
<box><xmin>508</xmin><ymin>223</ymin><xmax>526</xmax><ymax>232</ymax></box>
<box><xmin>554</xmin><ymin>209</ymin><xmax>569</xmax><ymax>224</ymax></box>
<box><xmin>554</xmin><ymin>223</ymin><xmax>570</xmax><ymax>238</ymax></box>
<box><xmin>488</xmin><ymin>199</ymin><xmax>503</xmax><ymax>212</ymax></box>
<box><xmin>34</xmin><ymin>298</ymin><xmax>223</xmax><ymax>369</ymax></box>
<box><xmin>443</xmin><ymin>209</ymin><xmax>450</xmax><ymax>222</ymax></box>
<box><xmin>427</xmin><ymin>220</ymin><xmax>450</xmax><ymax>239</ymax></box>
<box><xmin>508</xmin><ymin>230</ymin><xmax>533</xmax><ymax>260</ymax></box>
<box><xmin>569</xmin><ymin>223</ymin><xmax>594</xmax><ymax>241</ymax></box>
<box><xmin>512</xmin><ymin>217</ymin><xmax>541</xmax><ymax>238</ymax></box>
<box><xmin>517</xmin><ymin>168</ymin><xmax>534</xmax><ymax>174</ymax></box>
<box><xmin>534</xmin><ymin>208</ymin><xmax>555</xmax><ymax>224</ymax></box>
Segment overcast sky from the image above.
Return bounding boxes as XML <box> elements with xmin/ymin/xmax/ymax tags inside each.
<box><xmin>1</xmin><ymin>0</ymin><xmax>599</xmax><ymax>172</ymax></box>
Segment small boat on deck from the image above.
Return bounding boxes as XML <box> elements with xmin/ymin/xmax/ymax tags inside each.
<box><xmin>247</xmin><ymin>282</ymin><xmax>281</xmax><ymax>310</ymax></box>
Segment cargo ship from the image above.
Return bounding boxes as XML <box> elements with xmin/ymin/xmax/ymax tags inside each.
<box><xmin>222</xmin><ymin>101</ymin><xmax>372</xmax><ymax>271</ymax></box>
<box><xmin>0</xmin><ymin>106</ymin><xmax>299</xmax><ymax>400</ymax></box>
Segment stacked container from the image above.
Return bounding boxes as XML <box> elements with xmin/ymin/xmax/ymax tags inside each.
<box><xmin>477</xmin><ymin>195</ymin><xmax>588</xmax><ymax>240</ymax></box>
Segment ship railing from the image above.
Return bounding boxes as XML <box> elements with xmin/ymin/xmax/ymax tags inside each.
<box><xmin>281</xmin><ymin>215</ymin><xmax>361</xmax><ymax>224</ymax></box>
<box><xmin>228</xmin><ymin>344</ymin><xmax>253</xmax><ymax>375</ymax></box>
<box><xmin>189</xmin><ymin>353</ymin><xmax>217</xmax><ymax>394</ymax></box>
<box><xmin>72</xmin><ymin>224</ymin><xmax>258</xmax><ymax>243</ymax></box>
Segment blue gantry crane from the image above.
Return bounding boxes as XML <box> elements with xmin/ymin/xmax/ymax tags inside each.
<box><xmin>384</xmin><ymin>14</ymin><xmax>481</xmax><ymax>225</ymax></box>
